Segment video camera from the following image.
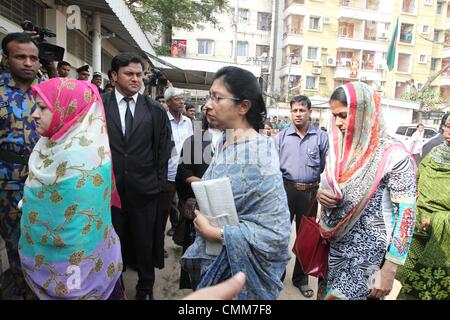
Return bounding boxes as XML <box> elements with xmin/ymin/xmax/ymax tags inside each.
<box><xmin>144</xmin><ymin>68</ymin><xmax>168</xmax><ymax>87</ymax></box>
<box><xmin>21</xmin><ymin>20</ymin><xmax>65</xmax><ymax>62</ymax></box>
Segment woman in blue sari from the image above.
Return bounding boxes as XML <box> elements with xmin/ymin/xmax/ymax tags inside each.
<box><xmin>181</xmin><ymin>66</ymin><xmax>291</xmax><ymax>300</ymax></box>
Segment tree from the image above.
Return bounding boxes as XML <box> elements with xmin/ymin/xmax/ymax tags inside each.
<box><xmin>401</xmin><ymin>64</ymin><xmax>450</xmax><ymax>121</ymax></box>
<box><xmin>127</xmin><ymin>0</ymin><xmax>229</xmax><ymax>53</ymax></box>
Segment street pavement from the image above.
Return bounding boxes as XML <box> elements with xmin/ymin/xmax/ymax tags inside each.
<box><xmin>0</xmin><ymin>223</ymin><xmax>317</xmax><ymax>300</ymax></box>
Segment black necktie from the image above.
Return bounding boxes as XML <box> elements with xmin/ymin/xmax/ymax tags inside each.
<box><xmin>123</xmin><ymin>97</ymin><xmax>133</xmax><ymax>142</ymax></box>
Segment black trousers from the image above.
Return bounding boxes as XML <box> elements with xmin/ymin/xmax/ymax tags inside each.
<box><xmin>111</xmin><ymin>195</ymin><xmax>160</xmax><ymax>293</ymax></box>
<box><xmin>159</xmin><ymin>181</ymin><xmax>179</xmax><ymax>231</ymax></box>
<box><xmin>283</xmin><ymin>181</ymin><xmax>319</xmax><ymax>287</ymax></box>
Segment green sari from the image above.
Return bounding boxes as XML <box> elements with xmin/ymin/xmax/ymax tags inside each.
<box><xmin>397</xmin><ymin>142</ymin><xmax>450</xmax><ymax>300</ymax></box>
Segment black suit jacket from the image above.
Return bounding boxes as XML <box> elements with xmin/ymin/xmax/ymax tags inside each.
<box><xmin>102</xmin><ymin>91</ymin><xmax>173</xmax><ymax>206</ymax></box>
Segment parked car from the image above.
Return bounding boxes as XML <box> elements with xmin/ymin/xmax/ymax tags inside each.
<box><xmin>393</xmin><ymin>124</ymin><xmax>439</xmax><ymax>149</ymax></box>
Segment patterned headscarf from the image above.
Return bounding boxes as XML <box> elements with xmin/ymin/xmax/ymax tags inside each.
<box><xmin>320</xmin><ymin>82</ymin><xmax>411</xmax><ymax>239</ymax></box>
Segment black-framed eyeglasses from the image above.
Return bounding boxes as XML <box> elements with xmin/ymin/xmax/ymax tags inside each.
<box><xmin>206</xmin><ymin>94</ymin><xmax>242</xmax><ymax>103</ymax></box>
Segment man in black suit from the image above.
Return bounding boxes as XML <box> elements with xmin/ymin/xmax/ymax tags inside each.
<box><xmin>102</xmin><ymin>53</ymin><xmax>173</xmax><ymax>300</ymax></box>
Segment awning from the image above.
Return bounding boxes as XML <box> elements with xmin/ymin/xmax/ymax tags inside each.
<box><xmin>158</xmin><ymin>56</ymin><xmax>262</xmax><ymax>90</ymax></box>
<box><xmin>55</xmin><ymin>0</ymin><xmax>164</xmax><ymax>68</ymax></box>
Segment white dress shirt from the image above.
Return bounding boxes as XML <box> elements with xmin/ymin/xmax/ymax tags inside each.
<box><xmin>115</xmin><ymin>90</ymin><xmax>139</xmax><ymax>135</ymax></box>
<box><xmin>167</xmin><ymin>111</ymin><xmax>193</xmax><ymax>181</ymax></box>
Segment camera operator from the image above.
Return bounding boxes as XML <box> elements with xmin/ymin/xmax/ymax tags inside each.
<box><xmin>0</xmin><ymin>32</ymin><xmax>42</xmax><ymax>300</ymax></box>
<box><xmin>21</xmin><ymin>20</ymin><xmax>63</xmax><ymax>79</ymax></box>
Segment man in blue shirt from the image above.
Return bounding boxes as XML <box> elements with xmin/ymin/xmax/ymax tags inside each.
<box><xmin>0</xmin><ymin>33</ymin><xmax>41</xmax><ymax>299</ymax></box>
<box><xmin>276</xmin><ymin>95</ymin><xmax>329</xmax><ymax>298</ymax></box>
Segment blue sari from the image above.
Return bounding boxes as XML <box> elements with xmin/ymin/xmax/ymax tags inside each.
<box><xmin>182</xmin><ymin>135</ymin><xmax>291</xmax><ymax>299</ymax></box>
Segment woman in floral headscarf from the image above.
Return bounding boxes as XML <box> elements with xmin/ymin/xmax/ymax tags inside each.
<box><xmin>396</xmin><ymin>116</ymin><xmax>450</xmax><ymax>300</ymax></box>
<box><xmin>18</xmin><ymin>78</ymin><xmax>123</xmax><ymax>300</ymax></box>
<box><xmin>316</xmin><ymin>82</ymin><xmax>417</xmax><ymax>300</ymax></box>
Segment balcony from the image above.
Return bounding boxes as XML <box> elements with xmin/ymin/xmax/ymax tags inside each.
<box><xmin>280</xmin><ymin>64</ymin><xmax>303</xmax><ymax>77</ymax></box>
<box><xmin>338</xmin><ymin>0</ymin><xmax>391</xmax><ymax>22</ymax></box>
<box><xmin>283</xmin><ymin>1</ymin><xmax>306</xmax><ymax>18</ymax></box>
<box><xmin>335</xmin><ymin>66</ymin><xmax>384</xmax><ymax>81</ymax></box>
<box><xmin>336</xmin><ymin>37</ymin><xmax>387</xmax><ymax>52</ymax></box>
<box><xmin>282</xmin><ymin>28</ymin><xmax>305</xmax><ymax>47</ymax></box>
<box><xmin>441</xmin><ymin>76</ymin><xmax>450</xmax><ymax>86</ymax></box>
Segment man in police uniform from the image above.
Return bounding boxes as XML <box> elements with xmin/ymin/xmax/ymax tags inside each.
<box><xmin>0</xmin><ymin>32</ymin><xmax>41</xmax><ymax>299</ymax></box>
<box><xmin>76</xmin><ymin>64</ymin><xmax>90</xmax><ymax>81</ymax></box>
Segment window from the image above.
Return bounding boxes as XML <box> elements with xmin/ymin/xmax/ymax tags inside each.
<box><xmin>422</xmin><ymin>25</ymin><xmax>430</xmax><ymax>34</ymax></box>
<box><xmin>0</xmin><ymin>0</ymin><xmax>44</xmax><ymax>27</ymax></box>
<box><xmin>395</xmin><ymin>126</ymin><xmax>408</xmax><ymax>135</ymax></box>
<box><xmin>257</xmin><ymin>12</ymin><xmax>272</xmax><ymax>31</ymax></box>
<box><xmin>436</xmin><ymin>2</ymin><xmax>443</xmax><ymax>14</ymax></box>
<box><xmin>101</xmin><ymin>50</ymin><xmax>113</xmax><ymax>74</ymax></box>
<box><xmin>237</xmin><ymin>41</ymin><xmax>248</xmax><ymax>57</ymax></box>
<box><xmin>399</xmin><ymin>23</ymin><xmax>414</xmax><ymax>44</ymax></box>
<box><xmin>402</xmin><ymin>0</ymin><xmax>417</xmax><ymax>14</ymax></box>
<box><xmin>431</xmin><ymin>58</ymin><xmax>440</xmax><ymax>71</ymax></box>
<box><xmin>419</xmin><ymin>54</ymin><xmax>427</xmax><ymax>64</ymax></box>
<box><xmin>424</xmin><ymin>0</ymin><xmax>432</xmax><ymax>5</ymax></box>
<box><xmin>305</xmin><ymin>76</ymin><xmax>317</xmax><ymax>90</ymax></box>
<box><xmin>307</xmin><ymin>47</ymin><xmax>319</xmax><ymax>60</ymax></box>
<box><xmin>198</xmin><ymin>40</ymin><xmax>214</xmax><ymax>55</ymax></box>
<box><xmin>397</xmin><ymin>53</ymin><xmax>412</xmax><ymax>73</ymax></box>
<box><xmin>417</xmin><ymin>83</ymin><xmax>424</xmax><ymax>90</ymax></box>
<box><xmin>434</xmin><ymin>30</ymin><xmax>442</xmax><ymax>42</ymax></box>
<box><xmin>237</xmin><ymin>8</ymin><xmax>249</xmax><ymax>23</ymax></box>
<box><xmin>67</xmin><ymin>29</ymin><xmax>93</xmax><ymax>65</ymax></box>
<box><xmin>309</xmin><ymin>16</ymin><xmax>321</xmax><ymax>30</ymax></box>
<box><xmin>405</xmin><ymin>127</ymin><xmax>416</xmax><ymax>137</ymax></box>
<box><xmin>256</xmin><ymin>45</ymin><xmax>270</xmax><ymax>58</ymax></box>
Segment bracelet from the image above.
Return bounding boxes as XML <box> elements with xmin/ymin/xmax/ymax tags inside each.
<box><xmin>220</xmin><ymin>228</ymin><xmax>225</xmax><ymax>246</ymax></box>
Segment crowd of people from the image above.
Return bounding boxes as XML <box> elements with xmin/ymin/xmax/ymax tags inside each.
<box><xmin>0</xmin><ymin>31</ymin><xmax>449</xmax><ymax>301</ymax></box>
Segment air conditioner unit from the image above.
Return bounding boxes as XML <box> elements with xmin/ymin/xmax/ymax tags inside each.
<box><xmin>313</xmin><ymin>60</ymin><xmax>322</xmax><ymax>67</ymax></box>
<box><xmin>312</xmin><ymin>67</ymin><xmax>322</xmax><ymax>75</ymax></box>
<box><xmin>378</xmin><ymin>32</ymin><xmax>388</xmax><ymax>39</ymax></box>
<box><xmin>323</xmin><ymin>17</ymin><xmax>331</xmax><ymax>24</ymax></box>
<box><xmin>326</xmin><ymin>56</ymin><xmax>337</xmax><ymax>67</ymax></box>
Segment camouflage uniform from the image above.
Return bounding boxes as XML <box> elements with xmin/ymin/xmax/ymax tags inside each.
<box><xmin>0</xmin><ymin>72</ymin><xmax>40</xmax><ymax>297</ymax></box>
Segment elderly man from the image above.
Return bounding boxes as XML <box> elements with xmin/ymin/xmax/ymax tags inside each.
<box><xmin>160</xmin><ymin>87</ymin><xmax>193</xmax><ymax>239</ymax></box>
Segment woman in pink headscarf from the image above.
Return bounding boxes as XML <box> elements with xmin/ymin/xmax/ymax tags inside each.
<box><xmin>19</xmin><ymin>78</ymin><xmax>123</xmax><ymax>299</ymax></box>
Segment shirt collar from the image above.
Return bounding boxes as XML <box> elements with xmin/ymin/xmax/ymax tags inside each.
<box><xmin>167</xmin><ymin>110</ymin><xmax>189</xmax><ymax>124</ymax></box>
<box><xmin>287</xmin><ymin>123</ymin><xmax>317</xmax><ymax>136</ymax></box>
<box><xmin>114</xmin><ymin>89</ymin><xmax>138</xmax><ymax>105</ymax></box>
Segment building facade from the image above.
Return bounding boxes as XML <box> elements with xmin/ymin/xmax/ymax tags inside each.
<box><xmin>274</xmin><ymin>0</ymin><xmax>450</xmax><ymax>111</ymax></box>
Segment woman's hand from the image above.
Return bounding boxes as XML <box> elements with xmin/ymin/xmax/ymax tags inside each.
<box><xmin>317</xmin><ymin>189</ymin><xmax>338</xmax><ymax>209</ymax></box>
<box><xmin>368</xmin><ymin>261</ymin><xmax>398</xmax><ymax>299</ymax></box>
<box><xmin>193</xmin><ymin>210</ymin><xmax>221</xmax><ymax>242</ymax></box>
<box><xmin>420</xmin><ymin>217</ymin><xmax>431</xmax><ymax>231</ymax></box>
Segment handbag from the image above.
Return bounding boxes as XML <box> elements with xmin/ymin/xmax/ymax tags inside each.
<box><xmin>292</xmin><ymin>215</ymin><xmax>329</xmax><ymax>279</ymax></box>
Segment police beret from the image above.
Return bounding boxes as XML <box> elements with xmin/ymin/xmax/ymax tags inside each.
<box><xmin>76</xmin><ymin>65</ymin><xmax>90</xmax><ymax>73</ymax></box>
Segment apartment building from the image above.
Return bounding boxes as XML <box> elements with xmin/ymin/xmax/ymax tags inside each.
<box><xmin>274</xmin><ymin>0</ymin><xmax>449</xmax><ymax>108</ymax></box>
<box><xmin>169</xmin><ymin>0</ymin><xmax>274</xmax><ymax>94</ymax></box>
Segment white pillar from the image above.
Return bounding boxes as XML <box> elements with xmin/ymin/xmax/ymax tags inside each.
<box><xmin>92</xmin><ymin>13</ymin><xmax>102</xmax><ymax>74</ymax></box>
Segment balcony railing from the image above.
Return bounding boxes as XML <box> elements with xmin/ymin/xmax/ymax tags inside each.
<box><xmin>283</xmin><ymin>27</ymin><xmax>304</xmax><ymax>38</ymax></box>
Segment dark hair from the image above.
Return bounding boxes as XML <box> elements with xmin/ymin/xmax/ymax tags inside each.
<box><xmin>417</xmin><ymin>123</ymin><xmax>424</xmax><ymax>128</ymax></box>
<box><xmin>264</xmin><ymin>120</ymin><xmax>273</xmax><ymax>129</ymax></box>
<box><xmin>213</xmin><ymin>66</ymin><xmax>266</xmax><ymax>131</ymax></box>
<box><xmin>185</xmin><ymin>103</ymin><xmax>195</xmax><ymax>111</ymax></box>
<box><xmin>439</xmin><ymin>113</ymin><xmax>450</xmax><ymax>133</ymax></box>
<box><xmin>57</xmin><ymin>61</ymin><xmax>71</xmax><ymax>69</ymax></box>
<box><xmin>107</xmin><ymin>69</ymin><xmax>113</xmax><ymax>80</ymax></box>
<box><xmin>111</xmin><ymin>52</ymin><xmax>145</xmax><ymax>73</ymax></box>
<box><xmin>330</xmin><ymin>86</ymin><xmax>347</xmax><ymax>105</ymax></box>
<box><xmin>104</xmin><ymin>83</ymin><xmax>113</xmax><ymax>90</ymax></box>
<box><xmin>290</xmin><ymin>95</ymin><xmax>311</xmax><ymax>109</ymax></box>
<box><xmin>1</xmin><ymin>32</ymin><xmax>38</xmax><ymax>56</ymax></box>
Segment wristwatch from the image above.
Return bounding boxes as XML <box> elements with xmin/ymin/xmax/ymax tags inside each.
<box><xmin>220</xmin><ymin>228</ymin><xmax>226</xmax><ymax>246</ymax></box>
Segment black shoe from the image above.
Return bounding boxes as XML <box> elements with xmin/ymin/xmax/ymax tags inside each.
<box><xmin>166</xmin><ymin>227</ymin><xmax>176</xmax><ymax>237</ymax></box>
<box><xmin>136</xmin><ymin>291</ymin><xmax>154</xmax><ymax>300</ymax></box>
